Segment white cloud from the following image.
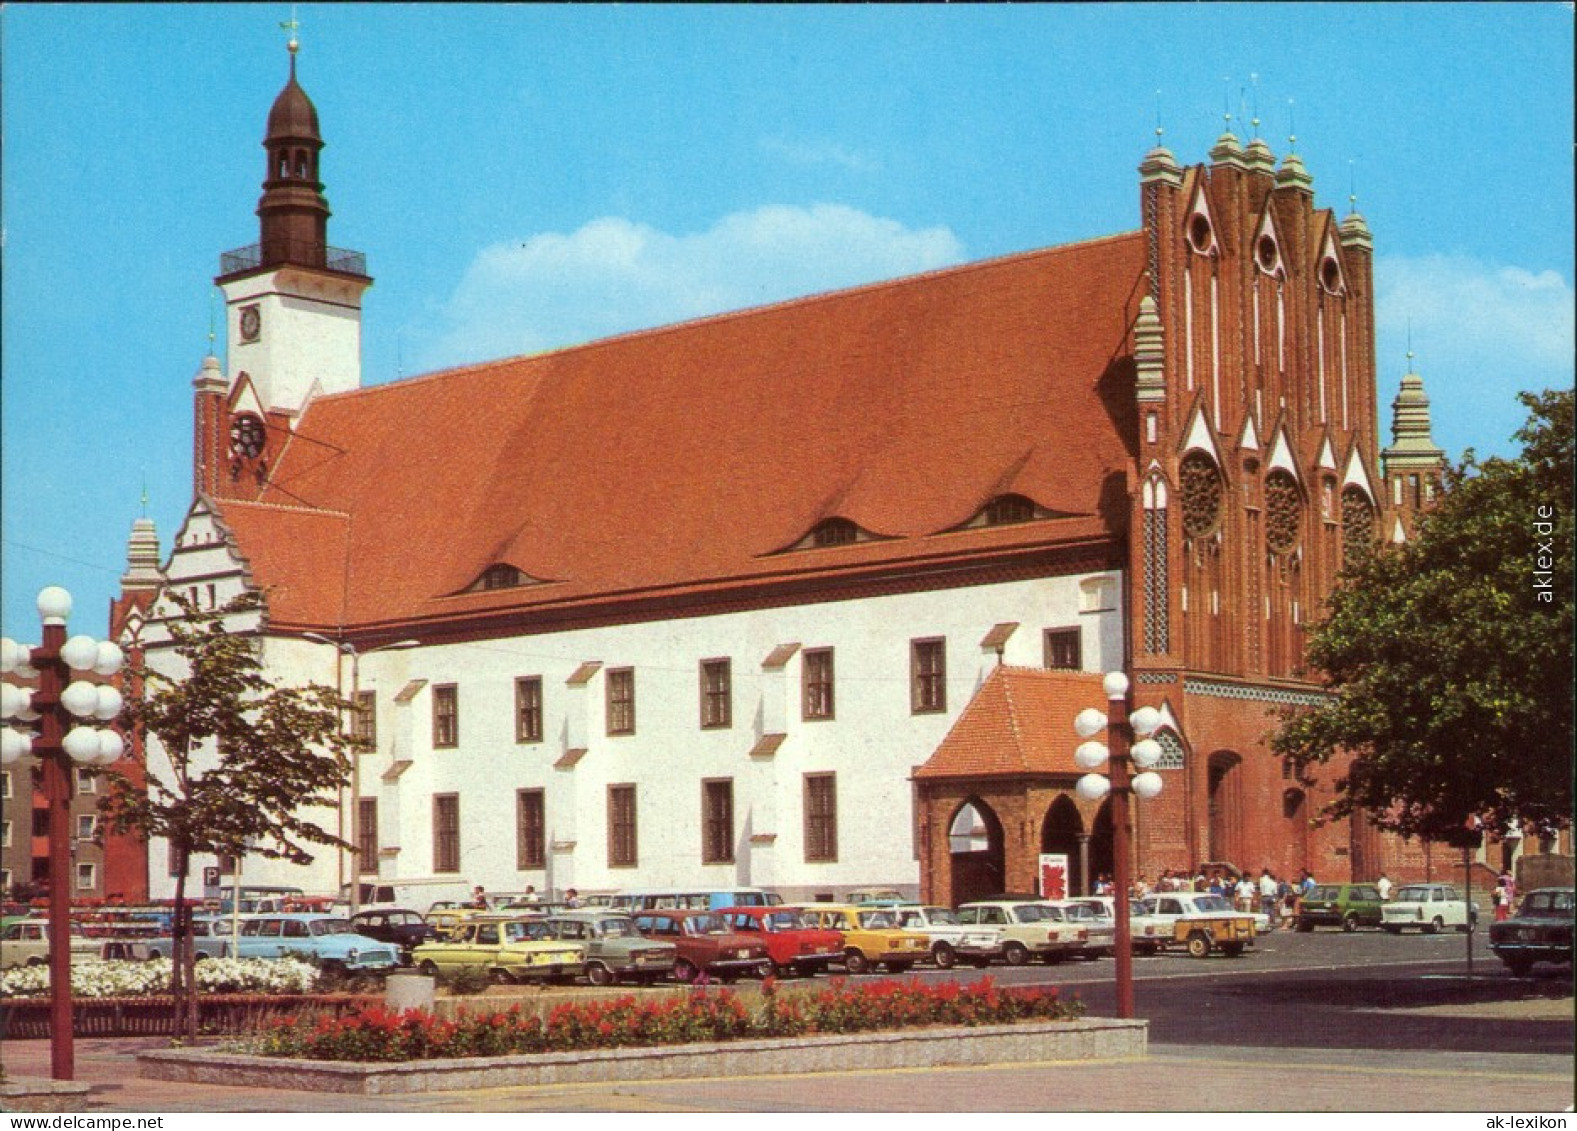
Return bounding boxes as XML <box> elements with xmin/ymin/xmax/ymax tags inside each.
<box><xmin>422</xmin><ymin>205</ymin><xmax>963</xmax><ymax>368</ymax></box>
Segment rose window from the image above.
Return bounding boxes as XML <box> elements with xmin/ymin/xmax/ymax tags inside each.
<box><xmin>1264</xmin><ymin>471</ymin><xmax>1302</xmax><ymax>555</ymax></box>
<box><xmin>1179</xmin><ymin>452</ymin><xmax>1224</xmax><ymax>539</ymax></box>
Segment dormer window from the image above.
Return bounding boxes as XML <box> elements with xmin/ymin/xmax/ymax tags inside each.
<box><xmin>983</xmin><ymin>494</ymin><xmax>1036</xmax><ymax>526</ymax></box>
<box><xmin>811</xmin><ymin>518</ymin><xmax>858</xmax><ymax>547</ymax></box>
<box><xmin>481</xmin><ymin>564</ymin><xmax>523</xmax><ymax>590</ymax></box>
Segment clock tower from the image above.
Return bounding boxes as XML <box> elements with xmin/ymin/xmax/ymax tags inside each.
<box><xmin>214</xmin><ymin>36</ymin><xmax>371</xmax><ymax>428</ymax></box>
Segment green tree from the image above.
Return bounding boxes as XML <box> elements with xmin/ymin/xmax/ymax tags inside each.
<box><xmin>100</xmin><ymin>590</ymin><xmax>352</xmax><ymax>1037</ymax></box>
<box><xmin>1274</xmin><ymin>389</ymin><xmax>1573</xmax><ymax>847</ymax></box>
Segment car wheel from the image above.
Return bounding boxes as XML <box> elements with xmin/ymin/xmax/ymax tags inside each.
<box><xmin>1424</xmin><ymin>917</ymin><xmax>1443</xmax><ymax>935</ymax></box>
<box><xmin>1003</xmin><ymin>942</ymin><xmax>1029</xmax><ymax>966</ymax></box>
<box><xmin>144</xmin><ymin>949</ymin><xmax>162</xmax><ymax>962</ymax></box>
<box><xmin>1341</xmin><ymin>913</ymin><xmax>1359</xmax><ymax>933</ymax></box>
<box><xmin>26</xmin><ymin>956</ymin><xmax>45</xmax><ymax>967</ymax></box>
<box><xmin>932</xmin><ymin>942</ymin><xmax>957</xmax><ymax>969</ymax></box>
<box><xmin>673</xmin><ymin>958</ymin><xmax>700</xmax><ymax>983</ymax></box>
<box><xmin>844</xmin><ymin>949</ymin><xmax>871</xmax><ymax>975</ymax></box>
<box><xmin>489</xmin><ymin>967</ymin><xmax>514</xmax><ymax>985</ymax></box>
<box><xmin>586</xmin><ymin>962</ymin><xmax>614</xmax><ymax>987</ymax></box>
<box><xmin>1186</xmin><ymin>932</ymin><xmax>1212</xmax><ymax>959</ymax></box>
<box><xmin>418</xmin><ymin>960</ymin><xmax>439</xmax><ymax>977</ymax></box>
<box><xmin>1221</xmin><ymin>941</ymin><xmax>1246</xmax><ymax>957</ymax></box>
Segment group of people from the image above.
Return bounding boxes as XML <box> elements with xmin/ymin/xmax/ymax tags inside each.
<box><xmin>1092</xmin><ymin>866</ymin><xmax>1401</xmax><ymax>929</ymax></box>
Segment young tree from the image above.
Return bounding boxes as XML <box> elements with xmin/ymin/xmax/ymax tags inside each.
<box><xmin>100</xmin><ymin>590</ymin><xmax>352</xmax><ymax>1037</ymax></box>
<box><xmin>1273</xmin><ymin>389</ymin><xmax>1573</xmax><ymax>848</ymax></box>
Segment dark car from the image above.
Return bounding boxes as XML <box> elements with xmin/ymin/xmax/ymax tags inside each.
<box><xmin>1296</xmin><ymin>883</ymin><xmax>1386</xmax><ymax>932</ymax></box>
<box><xmin>349</xmin><ymin>907</ymin><xmax>440</xmax><ymax>963</ymax></box>
<box><xmin>632</xmin><ymin>909</ymin><xmax>771</xmax><ymax>983</ymax></box>
<box><xmin>1489</xmin><ymin>888</ymin><xmax>1574</xmax><ymax>977</ymax></box>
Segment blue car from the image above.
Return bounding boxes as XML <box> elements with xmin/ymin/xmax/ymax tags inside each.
<box><xmin>234</xmin><ymin>913</ymin><xmax>399</xmax><ymax>971</ymax></box>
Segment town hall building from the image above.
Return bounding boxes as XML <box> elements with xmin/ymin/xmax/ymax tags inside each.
<box><xmin>112</xmin><ymin>44</ymin><xmax>1455</xmax><ymax>907</ymax></box>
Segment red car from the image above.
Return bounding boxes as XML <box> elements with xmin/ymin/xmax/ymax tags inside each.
<box><xmin>719</xmin><ymin>905</ymin><xmax>845</xmax><ymax>977</ymax></box>
<box><xmin>632</xmin><ymin>909</ymin><xmax>771</xmax><ymax>983</ymax></box>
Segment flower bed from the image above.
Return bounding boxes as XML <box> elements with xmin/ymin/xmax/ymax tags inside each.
<box><xmin>250</xmin><ymin>976</ymin><xmax>1081</xmax><ymax>1062</ymax></box>
<box><xmin>1</xmin><ymin>956</ymin><xmax>321</xmax><ymax>999</ymax></box>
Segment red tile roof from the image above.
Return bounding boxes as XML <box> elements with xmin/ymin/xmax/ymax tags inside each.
<box><xmin>230</xmin><ymin>232</ymin><xmax>1146</xmax><ymax>631</ymax></box>
<box><xmin>915</xmin><ymin>666</ymin><xmax>1108</xmax><ymax>779</ymax></box>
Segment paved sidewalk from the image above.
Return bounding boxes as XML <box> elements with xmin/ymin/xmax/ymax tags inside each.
<box><xmin>3</xmin><ymin>1036</ymin><xmax>1571</xmax><ymax>1112</ymax></box>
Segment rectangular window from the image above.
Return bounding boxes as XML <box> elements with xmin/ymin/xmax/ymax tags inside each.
<box><xmin>356</xmin><ymin>797</ymin><xmax>378</xmax><ymax>875</ymax></box>
<box><xmin>804</xmin><ymin>773</ymin><xmax>837</xmax><ymax>862</ymax></box>
<box><xmin>76</xmin><ymin>768</ymin><xmax>96</xmax><ymax>795</ymax></box>
<box><xmin>911</xmin><ymin>638</ymin><xmax>947</xmax><ymax>713</ymax></box>
<box><xmin>517</xmin><ymin>789</ymin><xmax>546</xmax><ymax>870</ymax></box>
<box><xmin>352</xmin><ymin>691</ymin><xmax>377</xmax><ymax>748</ymax></box>
<box><xmin>702</xmin><ymin>779</ymin><xmax>734</xmax><ymax>864</ymax></box>
<box><xmin>76</xmin><ymin>814</ymin><xmax>97</xmax><ymax>841</ymax></box>
<box><xmin>607</xmin><ymin>668</ymin><xmax>635</xmax><ymax>735</ymax></box>
<box><xmin>608</xmin><ymin>784</ymin><xmax>638</xmax><ymax>867</ymax></box>
<box><xmin>1044</xmin><ymin>628</ymin><xmax>1082</xmax><ymax>670</ymax></box>
<box><xmin>1</xmin><ymin>771</ymin><xmax>10</xmax><ymax>799</ymax></box>
<box><xmin>433</xmin><ymin>793</ymin><xmax>460</xmax><ymax>873</ymax></box>
<box><xmin>1</xmin><ymin>819</ymin><xmax>11</xmax><ymax>848</ymax></box>
<box><xmin>700</xmin><ymin>659</ymin><xmax>732</xmax><ymax>729</ymax></box>
<box><xmin>515</xmin><ymin>676</ymin><xmax>544</xmax><ymax>743</ymax></box>
<box><xmin>167</xmin><ymin>840</ymin><xmax>180</xmax><ymax>878</ymax></box>
<box><xmin>433</xmin><ymin>685</ymin><xmax>459</xmax><ymax>748</ymax></box>
<box><xmin>76</xmin><ymin>862</ymin><xmax>96</xmax><ymax>892</ymax></box>
<box><xmin>802</xmin><ymin>648</ymin><xmax>835</xmax><ymax>720</ymax></box>
<box><xmin>32</xmin><ymin>809</ymin><xmax>49</xmax><ymax>838</ymax></box>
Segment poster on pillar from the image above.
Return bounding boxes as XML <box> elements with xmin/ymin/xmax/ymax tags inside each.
<box><xmin>1038</xmin><ymin>854</ymin><xmax>1070</xmax><ymax>900</ymax></box>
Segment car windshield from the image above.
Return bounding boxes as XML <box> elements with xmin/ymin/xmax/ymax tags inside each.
<box><xmin>1395</xmin><ymin>886</ymin><xmax>1434</xmax><ymax>902</ymax></box>
<box><xmin>1059</xmin><ymin>904</ymin><xmax>1096</xmax><ymax>922</ymax></box>
<box><xmin>682</xmin><ymin>915</ymin><xmax>726</xmax><ymax>936</ymax></box>
<box><xmin>309</xmin><ymin>919</ymin><xmax>354</xmax><ymax>936</ymax></box>
<box><xmin>1013</xmin><ymin>905</ymin><xmax>1050</xmax><ymax>921</ymax></box>
<box><xmin>922</xmin><ymin>908</ymin><xmax>959</xmax><ymax>925</ymax></box>
<box><xmin>857</xmin><ymin>910</ymin><xmax>898</xmax><ymax>929</ymax></box>
<box><xmin>1521</xmin><ymin>891</ymin><xmax>1575</xmax><ymax>916</ymax></box>
<box><xmin>389</xmin><ymin>912</ymin><xmax>423</xmax><ymax>926</ymax></box>
<box><xmin>759</xmin><ymin>911</ymin><xmax>803</xmax><ymax>931</ymax></box>
<box><xmin>1191</xmin><ymin>896</ymin><xmax>1234</xmax><ymax>912</ymax></box>
<box><xmin>503</xmin><ymin>921</ymin><xmax>553</xmax><ymax>942</ymax></box>
<box><xmin>1310</xmin><ymin>886</ymin><xmax>1342</xmax><ymax>901</ymax></box>
<box><xmin>597</xmin><ymin>917</ymin><xmax>639</xmax><ymax>938</ymax></box>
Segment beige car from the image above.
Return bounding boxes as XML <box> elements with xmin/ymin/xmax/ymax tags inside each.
<box><xmin>413</xmin><ymin>915</ymin><xmax>584</xmax><ymax>984</ymax></box>
<box><xmin>955</xmin><ymin>900</ymin><xmax>1089</xmax><ymax>965</ymax></box>
<box><xmin>799</xmin><ymin>904</ymin><xmax>931</xmax><ymax>974</ymax></box>
<box><xmin>1</xmin><ymin>918</ymin><xmax>104</xmax><ymax>968</ymax></box>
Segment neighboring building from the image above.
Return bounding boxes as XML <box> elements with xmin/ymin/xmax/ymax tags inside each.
<box><xmin>126</xmin><ymin>46</ymin><xmax>1462</xmax><ymax>905</ymax></box>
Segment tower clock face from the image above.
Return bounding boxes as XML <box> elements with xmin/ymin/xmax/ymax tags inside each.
<box><xmin>229</xmin><ymin>413</ymin><xmax>266</xmax><ymax>460</ymax></box>
<box><xmin>239</xmin><ymin>305</ymin><xmax>262</xmax><ymax>342</ymax></box>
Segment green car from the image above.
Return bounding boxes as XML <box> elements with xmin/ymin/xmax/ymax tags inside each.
<box><xmin>1297</xmin><ymin>883</ymin><xmax>1386</xmax><ymax>932</ymax></box>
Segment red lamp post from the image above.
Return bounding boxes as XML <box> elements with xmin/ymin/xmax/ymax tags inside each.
<box><xmin>2</xmin><ymin>587</ymin><xmax>126</xmax><ymax>1081</ymax></box>
<box><xmin>1073</xmin><ymin>671</ymin><xmax>1165</xmax><ymax>1021</ymax></box>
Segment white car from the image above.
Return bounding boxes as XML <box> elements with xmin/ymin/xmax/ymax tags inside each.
<box><xmin>1043</xmin><ymin>900</ymin><xmax>1114</xmax><ymax>957</ymax></box>
<box><xmin>889</xmin><ymin>905</ymin><xmax>1002</xmax><ymax>968</ymax></box>
<box><xmin>1132</xmin><ymin>892</ymin><xmax>1261</xmax><ymax>953</ymax></box>
<box><xmin>1381</xmin><ymin>884</ymin><xmax>1476</xmax><ymax>934</ymax></box>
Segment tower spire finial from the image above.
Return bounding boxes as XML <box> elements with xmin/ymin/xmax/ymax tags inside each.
<box><xmin>1154</xmin><ymin>88</ymin><xmax>1164</xmax><ymax>144</ymax></box>
<box><xmin>1287</xmin><ymin>97</ymin><xmax>1297</xmax><ymax>153</ymax></box>
<box><xmin>281</xmin><ymin>5</ymin><xmax>300</xmax><ymax>68</ymax></box>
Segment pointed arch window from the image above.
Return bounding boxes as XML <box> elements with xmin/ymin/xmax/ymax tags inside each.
<box><xmin>1264</xmin><ymin>471</ymin><xmax>1302</xmax><ymax>555</ymax></box>
<box><xmin>1340</xmin><ymin>485</ymin><xmax>1376</xmax><ymax>565</ymax></box>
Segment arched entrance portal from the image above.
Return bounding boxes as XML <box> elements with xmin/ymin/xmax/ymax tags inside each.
<box><xmin>948</xmin><ymin>799</ymin><xmax>1005</xmax><ymax>906</ymax></box>
<box><xmin>1040</xmin><ymin>795</ymin><xmax>1086</xmax><ymax>896</ymax></box>
<box><xmin>1208</xmin><ymin>751</ymin><xmax>1245</xmax><ymax>867</ymax></box>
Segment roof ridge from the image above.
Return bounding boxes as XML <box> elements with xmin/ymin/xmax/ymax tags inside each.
<box><xmin>221</xmin><ymin>499</ymin><xmax>351</xmax><ymax>520</ymax></box>
<box><xmin>310</xmin><ymin>228</ymin><xmax>1146</xmax><ymax>406</ymax></box>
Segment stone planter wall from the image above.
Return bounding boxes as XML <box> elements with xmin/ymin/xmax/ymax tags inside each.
<box><xmin>139</xmin><ymin>1017</ymin><xmax>1146</xmax><ymax>1095</ymax></box>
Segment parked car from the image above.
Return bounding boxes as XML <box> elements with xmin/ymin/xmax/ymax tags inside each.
<box><xmin>1043</xmin><ymin>900</ymin><xmax>1115</xmax><ymax>958</ymax></box>
<box><xmin>132</xmin><ymin>915</ymin><xmax>238</xmax><ymax>961</ymax></box>
<box><xmin>232</xmin><ymin>913</ymin><xmax>400</xmax><ymax>971</ymax></box>
<box><xmin>0</xmin><ymin>918</ymin><xmax>105</xmax><ymax>968</ymax></box>
<box><xmin>542</xmin><ymin>910</ymin><xmax>676</xmax><ymax>986</ymax></box>
<box><xmin>632</xmin><ymin>909</ymin><xmax>772</xmax><ymax>983</ymax></box>
<box><xmin>412</xmin><ymin>916</ymin><xmax>584</xmax><ymax>984</ymax></box>
<box><xmin>1132</xmin><ymin>893</ymin><xmax>1258</xmax><ymax>956</ymax></box>
<box><xmin>1489</xmin><ymin>888</ymin><xmax>1574</xmax><ymax>977</ymax></box>
<box><xmin>1296</xmin><ymin>883</ymin><xmax>1387</xmax><ymax>932</ymax></box>
<box><xmin>889</xmin><ymin>905</ymin><xmax>1002</xmax><ymax>968</ymax></box>
<box><xmin>424</xmin><ymin>906</ymin><xmax>483</xmax><ymax>938</ymax></box>
<box><xmin>718</xmin><ymin>906</ymin><xmax>845</xmax><ymax>977</ymax></box>
<box><xmin>1380</xmin><ymin>884</ymin><xmax>1475</xmax><ymax>934</ymax></box>
<box><xmin>798</xmin><ymin>904</ymin><xmax>932</xmax><ymax>974</ymax></box>
<box><xmin>846</xmin><ymin>889</ymin><xmax>907</xmax><ymax>905</ymax></box>
<box><xmin>349</xmin><ymin>907</ymin><xmax>440</xmax><ymax>962</ymax></box>
<box><xmin>611</xmin><ymin>888</ymin><xmax>782</xmax><ymax>913</ymax></box>
<box><xmin>954</xmin><ymin>900</ymin><xmax>1088</xmax><ymax>965</ymax></box>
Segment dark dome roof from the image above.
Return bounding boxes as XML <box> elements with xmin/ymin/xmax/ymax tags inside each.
<box><xmin>266</xmin><ymin>69</ymin><xmax>320</xmax><ymax>141</ymax></box>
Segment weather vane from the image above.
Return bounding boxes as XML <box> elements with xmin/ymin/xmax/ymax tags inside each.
<box><xmin>281</xmin><ymin>5</ymin><xmax>300</xmax><ymax>54</ymax></box>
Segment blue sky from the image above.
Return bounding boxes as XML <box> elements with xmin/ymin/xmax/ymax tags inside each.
<box><xmin>3</xmin><ymin>3</ymin><xmax>1573</xmax><ymax>639</ymax></box>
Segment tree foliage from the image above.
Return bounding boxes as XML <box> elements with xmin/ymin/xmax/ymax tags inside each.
<box><xmin>1273</xmin><ymin>389</ymin><xmax>1573</xmax><ymax>846</ymax></box>
<box><xmin>99</xmin><ymin>589</ymin><xmax>352</xmax><ymax>1034</ymax></box>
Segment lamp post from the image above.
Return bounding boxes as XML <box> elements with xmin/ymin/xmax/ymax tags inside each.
<box><xmin>1072</xmin><ymin>670</ymin><xmax>1164</xmax><ymax>1020</ymax></box>
<box><xmin>304</xmin><ymin>634</ymin><xmax>418</xmax><ymax>915</ymax></box>
<box><xmin>2</xmin><ymin>587</ymin><xmax>126</xmax><ymax>1081</ymax></box>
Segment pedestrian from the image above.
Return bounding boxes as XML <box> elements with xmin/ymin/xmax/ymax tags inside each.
<box><xmin>1235</xmin><ymin>874</ymin><xmax>1256</xmax><ymax>912</ymax></box>
<box><xmin>1376</xmin><ymin>872</ymin><xmax>1392</xmax><ymax>901</ymax></box>
<box><xmin>565</xmin><ymin>887</ymin><xmax>582</xmax><ymax>908</ymax></box>
<box><xmin>471</xmin><ymin>885</ymin><xmax>488</xmax><ymax>909</ymax></box>
<box><xmin>1259</xmin><ymin>869</ymin><xmax>1279</xmax><ymax>925</ymax></box>
<box><xmin>1277</xmin><ymin>877</ymin><xmax>1296</xmax><ymax>928</ymax></box>
<box><xmin>523</xmin><ymin>884</ymin><xmax>539</xmax><ymax>904</ymax></box>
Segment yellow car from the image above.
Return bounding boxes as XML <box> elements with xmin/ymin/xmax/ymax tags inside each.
<box><xmin>412</xmin><ymin>915</ymin><xmax>584</xmax><ymax>984</ymax></box>
<box><xmin>800</xmin><ymin>903</ymin><xmax>931</xmax><ymax>974</ymax></box>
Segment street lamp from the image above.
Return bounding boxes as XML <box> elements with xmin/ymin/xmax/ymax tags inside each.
<box><xmin>1071</xmin><ymin>670</ymin><xmax>1163</xmax><ymax>1020</ymax></box>
<box><xmin>303</xmin><ymin>633</ymin><xmax>419</xmax><ymax>914</ymax></box>
<box><xmin>2</xmin><ymin>586</ymin><xmax>126</xmax><ymax>1081</ymax></box>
